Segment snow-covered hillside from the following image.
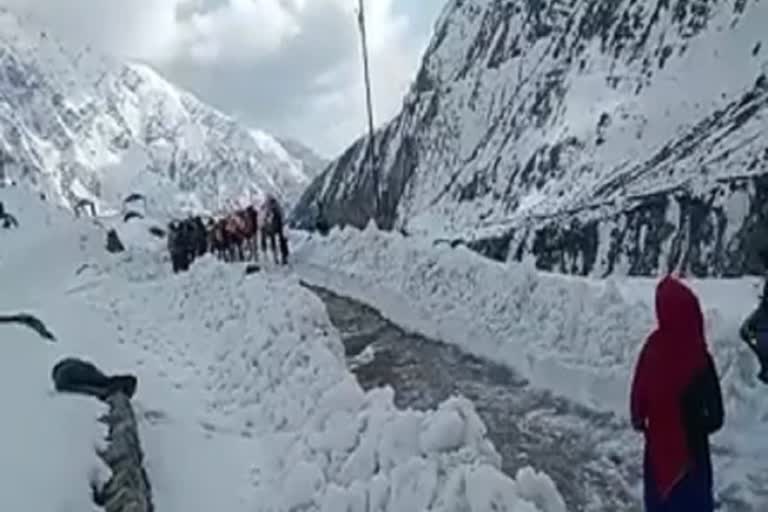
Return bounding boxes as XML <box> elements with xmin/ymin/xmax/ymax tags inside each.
<box><xmin>293</xmin><ymin>0</ymin><xmax>768</xmax><ymax>277</ymax></box>
<box><xmin>0</xmin><ymin>7</ymin><xmax>311</xmax><ymax>217</ymax></box>
<box><xmin>0</xmin><ymin>185</ymin><xmax>566</xmax><ymax>511</ymax></box>
<box><xmin>277</xmin><ymin>137</ymin><xmax>329</xmax><ymax>180</ymax></box>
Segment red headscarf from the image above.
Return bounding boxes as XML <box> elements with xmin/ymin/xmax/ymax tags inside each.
<box><xmin>630</xmin><ymin>275</ymin><xmax>710</xmax><ymax>498</ymax></box>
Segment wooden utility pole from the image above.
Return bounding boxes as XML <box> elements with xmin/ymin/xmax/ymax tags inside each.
<box><xmin>356</xmin><ymin>0</ymin><xmax>379</xmax><ymax>220</ymax></box>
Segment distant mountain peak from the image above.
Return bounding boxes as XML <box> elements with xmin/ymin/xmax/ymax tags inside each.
<box><xmin>275</xmin><ymin>137</ymin><xmax>329</xmax><ymax>180</ymax></box>
<box><xmin>0</xmin><ymin>8</ymin><xmax>312</xmax><ymax>218</ymax></box>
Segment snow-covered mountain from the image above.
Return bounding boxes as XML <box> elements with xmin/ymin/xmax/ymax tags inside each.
<box><xmin>276</xmin><ymin>137</ymin><xmax>329</xmax><ymax>180</ymax></box>
<box><xmin>0</xmin><ymin>7</ymin><xmax>311</xmax><ymax>217</ymax></box>
<box><xmin>292</xmin><ymin>0</ymin><xmax>768</xmax><ymax>278</ymax></box>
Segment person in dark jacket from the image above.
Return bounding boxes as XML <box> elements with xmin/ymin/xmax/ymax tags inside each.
<box><xmin>738</xmin><ymin>277</ymin><xmax>768</xmax><ymax>384</ymax></box>
<box><xmin>167</xmin><ymin>221</ymin><xmax>187</xmax><ymax>273</ymax></box>
<box><xmin>631</xmin><ymin>275</ymin><xmax>724</xmax><ymax>512</ymax></box>
<box><xmin>193</xmin><ymin>216</ymin><xmax>208</xmax><ymax>257</ymax></box>
<box><xmin>315</xmin><ymin>202</ymin><xmax>330</xmax><ymax>236</ymax></box>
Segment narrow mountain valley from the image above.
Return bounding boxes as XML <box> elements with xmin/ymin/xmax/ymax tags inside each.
<box><xmin>293</xmin><ymin>0</ymin><xmax>768</xmax><ymax>278</ymax></box>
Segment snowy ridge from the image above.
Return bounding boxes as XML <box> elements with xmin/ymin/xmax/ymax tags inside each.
<box><xmin>0</xmin><ymin>185</ymin><xmax>567</xmax><ymax>511</ymax></box>
<box><xmin>276</xmin><ymin>136</ymin><xmax>329</xmax><ymax>180</ymax></box>
<box><xmin>293</xmin><ymin>0</ymin><xmax>768</xmax><ymax>277</ymax></box>
<box><xmin>295</xmin><ymin>225</ymin><xmax>768</xmax><ymax>507</ymax></box>
<box><xmin>0</xmin><ymin>7</ymin><xmax>311</xmax><ymax>217</ymax></box>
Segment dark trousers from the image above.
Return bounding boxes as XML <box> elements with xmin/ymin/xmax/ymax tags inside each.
<box><xmin>644</xmin><ymin>456</ymin><xmax>714</xmax><ymax>512</ymax></box>
<box><xmin>171</xmin><ymin>251</ymin><xmax>190</xmax><ymax>273</ymax></box>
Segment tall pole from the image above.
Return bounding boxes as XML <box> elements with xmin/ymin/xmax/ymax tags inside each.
<box><xmin>356</xmin><ymin>0</ymin><xmax>379</xmax><ymax>221</ymax></box>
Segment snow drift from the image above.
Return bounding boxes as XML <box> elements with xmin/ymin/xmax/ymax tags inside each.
<box><xmin>95</xmin><ymin>255</ymin><xmax>567</xmax><ymax>512</ymax></box>
<box><xmin>294</xmin><ymin>224</ymin><xmax>768</xmax><ymax>506</ymax></box>
<box><xmin>296</xmin><ymin>225</ymin><xmax>767</xmax><ymax>423</ymax></box>
<box><xmin>0</xmin><ymin>328</ymin><xmax>110</xmax><ymax>510</ymax></box>
<box><xmin>1</xmin><ymin>184</ymin><xmax>567</xmax><ymax>511</ymax></box>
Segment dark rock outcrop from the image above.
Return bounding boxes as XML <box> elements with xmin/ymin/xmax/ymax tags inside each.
<box><xmin>0</xmin><ymin>313</ymin><xmax>55</xmax><ymax>340</ymax></box>
<box><xmin>52</xmin><ymin>358</ymin><xmax>138</xmax><ymax>401</ymax></box>
<box><xmin>123</xmin><ymin>211</ymin><xmax>144</xmax><ymax>222</ymax></box>
<box><xmin>106</xmin><ymin>229</ymin><xmax>125</xmax><ymax>253</ymax></box>
<box><xmin>148</xmin><ymin>226</ymin><xmax>165</xmax><ymax>239</ymax></box>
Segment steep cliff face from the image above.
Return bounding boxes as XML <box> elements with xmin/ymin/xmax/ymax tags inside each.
<box><xmin>293</xmin><ymin>0</ymin><xmax>768</xmax><ymax>277</ymax></box>
<box><xmin>0</xmin><ymin>8</ymin><xmax>311</xmax><ymax>216</ymax></box>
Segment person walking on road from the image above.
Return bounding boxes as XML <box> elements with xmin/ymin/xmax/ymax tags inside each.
<box><xmin>630</xmin><ymin>275</ymin><xmax>724</xmax><ymax>512</ymax></box>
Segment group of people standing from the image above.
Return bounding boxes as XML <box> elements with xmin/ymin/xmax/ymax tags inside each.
<box><xmin>166</xmin><ymin>215</ymin><xmax>209</xmax><ymax>272</ymax></box>
<box><xmin>631</xmin><ymin>274</ymin><xmax>768</xmax><ymax>511</ymax></box>
<box><xmin>166</xmin><ymin>195</ymin><xmax>289</xmax><ymax>273</ymax></box>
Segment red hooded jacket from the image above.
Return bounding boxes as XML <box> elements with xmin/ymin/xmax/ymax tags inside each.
<box><xmin>630</xmin><ymin>276</ymin><xmax>711</xmax><ymax>498</ymax></box>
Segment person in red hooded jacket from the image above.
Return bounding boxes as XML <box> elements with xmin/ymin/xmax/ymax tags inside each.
<box><xmin>630</xmin><ymin>275</ymin><xmax>724</xmax><ymax>511</ymax></box>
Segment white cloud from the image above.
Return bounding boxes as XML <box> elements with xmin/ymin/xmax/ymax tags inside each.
<box><xmin>179</xmin><ymin>0</ymin><xmax>302</xmax><ymax>64</ymax></box>
<box><xmin>2</xmin><ymin>0</ymin><xmax>184</xmax><ymax>60</ymax></box>
<box><xmin>0</xmin><ymin>0</ymin><xmax>439</xmax><ymax>157</ymax></box>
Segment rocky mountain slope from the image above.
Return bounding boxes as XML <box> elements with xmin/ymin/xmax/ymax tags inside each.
<box><xmin>0</xmin><ymin>7</ymin><xmax>311</xmax><ymax>217</ymax></box>
<box><xmin>293</xmin><ymin>0</ymin><xmax>768</xmax><ymax>277</ymax></box>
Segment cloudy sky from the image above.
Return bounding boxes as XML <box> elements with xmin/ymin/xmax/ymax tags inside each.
<box><xmin>4</xmin><ymin>0</ymin><xmax>446</xmax><ymax>158</ymax></box>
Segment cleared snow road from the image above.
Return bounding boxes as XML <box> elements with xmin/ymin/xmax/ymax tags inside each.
<box><xmin>303</xmin><ymin>283</ymin><xmax>643</xmax><ymax>512</ymax></box>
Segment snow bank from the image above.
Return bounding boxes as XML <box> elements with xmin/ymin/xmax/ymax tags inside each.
<box><xmin>0</xmin><ymin>187</ymin><xmax>107</xmax><ymax>307</ymax></box>
<box><xmin>294</xmin><ymin>226</ymin><xmax>768</xmax><ymax>436</ymax></box>
<box><xmin>0</xmin><ymin>326</ymin><xmax>110</xmax><ymax>509</ymax></box>
<box><xmin>0</xmin><ymin>186</ymin><xmax>115</xmax><ymax>509</ymax></box>
<box><xmin>2</xmin><ymin>185</ymin><xmax>566</xmax><ymax>510</ymax></box>
<box><xmin>92</xmin><ymin>255</ymin><xmax>565</xmax><ymax>512</ymax></box>
<box><xmin>109</xmin><ymin>215</ymin><xmax>168</xmax><ymax>254</ymax></box>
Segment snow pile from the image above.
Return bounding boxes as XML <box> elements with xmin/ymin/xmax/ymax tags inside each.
<box><xmin>1</xmin><ymin>185</ymin><xmax>572</xmax><ymax>510</ymax></box>
<box><xmin>0</xmin><ymin>187</ymin><xmax>106</xmax><ymax>304</ymax></box>
<box><xmin>295</xmin><ymin>226</ymin><xmax>768</xmax><ymax>429</ymax></box>
<box><xmin>90</xmin><ymin>255</ymin><xmax>566</xmax><ymax>511</ymax></box>
<box><xmin>0</xmin><ymin>188</ymin><xmax>111</xmax><ymax>510</ymax></box>
<box><xmin>0</xmin><ymin>328</ymin><xmax>111</xmax><ymax>510</ymax></box>
<box><xmin>111</xmin><ymin>216</ymin><xmax>167</xmax><ymax>254</ymax></box>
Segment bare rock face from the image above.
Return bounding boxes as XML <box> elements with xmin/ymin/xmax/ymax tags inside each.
<box><xmin>293</xmin><ymin>0</ymin><xmax>768</xmax><ymax>277</ymax></box>
<box><xmin>95</xmin><ymin>393</ymin><xmax>154</xmax><ymax>512</ymax></box>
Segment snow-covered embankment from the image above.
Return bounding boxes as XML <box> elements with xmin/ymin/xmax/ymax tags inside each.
<box><xmin>4</xmin><ymin>184</ymin><xmax>570</xmax><ymax>511</ymax></box>
<box><xmin>293</xmin><ymin>224</ymin><xmax>768</xmax><ymax>505</ymax></box>
<box><xmin>98</xmin><ymin>254</ymin><xmax>568</xmax><ymax>511</ymax></box>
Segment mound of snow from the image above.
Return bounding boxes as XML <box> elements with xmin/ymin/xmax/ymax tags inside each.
<box><xmin>3</xmin><ymin>187</ymin><xmax>567</xmax><ymax>511</ymax></box>
<box><xmin>0</xmin><ymin>328</ymin><xmax>111</xmax><ymax>510</ymax></box>
<box><xmin>0</xmin><ymin>188</ymin><xmax>115</xmax><ymax>510</ymax></box>
<box><xmin>294</xmin><ymin>225</ymin><xmax>768</xmax><ymax>504</ymax></box>
<box><xmin>0</xmin><ymin>186</ymin><xmax>108</xmax><ymax>306</ymax></box>
<box><xmin>88</xmin><ymin>256</ymin><xmax>566</xmax><ymax>511</ymax></box>
<box><xmin>296</xmin><ymin>226</ymin><xmax>765</xmax><ymax>419</ymax></box>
